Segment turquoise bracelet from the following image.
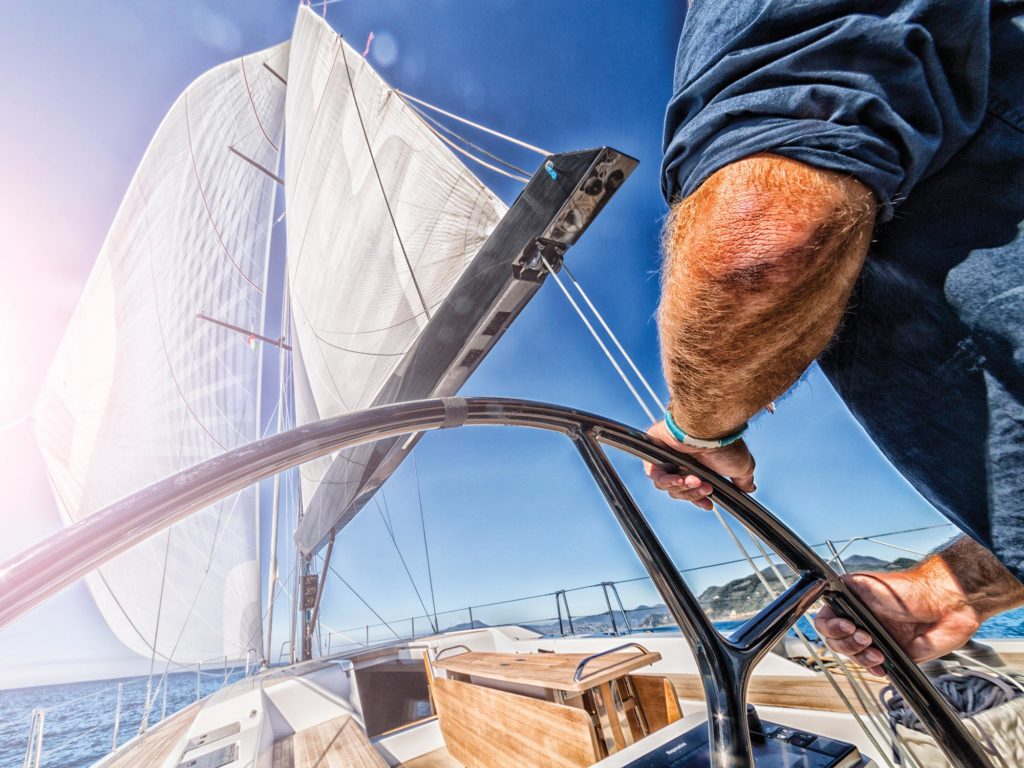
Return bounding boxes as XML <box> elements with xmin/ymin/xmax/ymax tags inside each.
<box><xmin>664</xmin><ymin>410</ymin><xmax>747</xmax><ymax>449</ymax></box>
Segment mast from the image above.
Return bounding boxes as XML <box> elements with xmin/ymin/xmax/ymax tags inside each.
<box><xmin>290</xmin><ymin>546</ymin><xmax>300</xmax><ymax>664</ymax></box>
<box><xmin>263</xmin><ymin>276</ymin><xmax>290</xmax><ymax>667</ymax></box>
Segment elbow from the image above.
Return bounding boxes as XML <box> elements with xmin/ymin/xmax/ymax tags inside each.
<box><xmin>663</xmin><ymin>154</ymin><xmax>876</xmax><ymax>291</ymax></box>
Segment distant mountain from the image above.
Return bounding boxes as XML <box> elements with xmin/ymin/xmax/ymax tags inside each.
<box><xmin>495</xmin><ymin>554</ymin><xmax>920</xmax><ymax>634</ymax></box>
<box><xmin>441</xmin><ymin>619</ymin><xmax>490</xmax><ymax>632</ymax></box>
<box><xmin>697</xmin><ymin>564</ymin><xmax>795</xmax><ymax>620</ymax></box>
<box><xmin>696</xmin><ymin>555</ymin><xmax>918</xmax><ymax>620</ymax></box>
<box><xmin>842</xmin><ymin>555</ymin><xmax>918</xmax><ymax>572</ymax></box>
<box><xmin>519</xmin><ymin>604</ymin><xmax>675</xmax><ymax>637</ymax></box>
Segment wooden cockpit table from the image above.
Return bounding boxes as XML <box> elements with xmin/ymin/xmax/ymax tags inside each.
<box><xmin>433</xmin><ymin>643</ymin><xmax>662</xmax><ymax>756</ymax></box>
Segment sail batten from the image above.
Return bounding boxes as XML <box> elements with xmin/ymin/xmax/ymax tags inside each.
<box><xmin>34</xmin><ymin>42</ymin><xmax>290</xmax><ymax>664</ymax></box>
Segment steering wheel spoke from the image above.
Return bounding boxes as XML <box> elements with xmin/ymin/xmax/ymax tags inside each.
<box><xmin>729</xmin><ymin>572</ymin><xmax>826</xmax><ymax>663</ymax></box>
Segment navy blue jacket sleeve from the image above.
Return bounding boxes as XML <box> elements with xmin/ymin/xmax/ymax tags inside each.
<box><xmin>662</xmin><ymin>0</ymin><xmax>990</xmax><ymax>220</ymax></box>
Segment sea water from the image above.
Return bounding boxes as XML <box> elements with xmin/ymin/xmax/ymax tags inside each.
<box><xmin>0</xmin><ymin>668</ymin><xmax>247</xmax><ymax>768</ymax></box>
<box><xmin>2</xmin><ymin>608</ymin><xmax>1023</xmax><ymax>768</ymax></box>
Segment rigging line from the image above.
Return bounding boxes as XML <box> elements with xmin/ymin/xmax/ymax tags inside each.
<box><xmin>552</xmin><ymin>261</ymin><xmax>886</xmax><ymax>748</ymax></box>
<box><xmin>951</xmin><ymin>650</ymin><xmax>1024</xmax><ymax>696</ymax></box>
<box><xmin>374</xmin><ymin>497</ymin><xmax>438</xmax><ymax>633</ymax></box>
<box><xmin>413</xmin><ymin>452</ymin><xmax>440</xmax><ymax>631</ymax></box>
<box><xmin>554</xmin><ymin>223</ymin><xmax>910</xmax><ymax>763</ymax></box>
<box><xmin>405</xmin><ymin>100</ymin><xmax>532</xmax><ymax>177</ymax></box>
<box><xmin>540</xmin><ymin>254</ymin><xmax>657</xmax><ymax>423</ymax></box>
<box><xmin>561</xmin><ymin>263</ymin><xmax>665</xmax><ymax>412</ymax></box>
<box><xmin>141</xmin><ymin>493</ymin><xmax>246</xmax><ymax>714</ymax></box>
<box><xmin>859</xmin><ymin>536</ymin><xmax>931</xmax><ymax>558</ymax></box>
<box><xmin>140</xmin><ymin>174</ymin><xmax>218</xmax><ymax>713</ymax></box>
<box><xmin>717</xmin><ymin>513</ymin><xmax>905</xmax><ymax>768</ymax></box>
<box><xmin>144</xmin><ymin>552</ymin><xmax>302</xmax><ymax>726</ymax></box>
<box><xmin>415</xmin><ymin>117</ymin><xmax>532</xmax><ymax>183</ymax></box>
<box><xmin>821</xmin><ymin>548</ymin><xmax>927</xmax><ymax>767</ymax></box>
<box><xmin>378</xmin><ymin>487</ymin><xmax>395</xmax><ymax>534</ymax></box>
<box><xmin>720</xmin><ymin>495</ymin><xmax>905</xmax><ymax>761</ymax></box>
<box><xmin>553</xmin><ymin>244</ymin><xmax>906</xmax><ymax>760</ymax></box>
<box><xmin>140</xmin><ymin>410</ymin><xmax>282</xmax><ymax>723</ymax></box>
<box><xmin>396</xmin><ymin>89</ymin><xmax>551</xmax><ymax>157</ymax></box>
<box><xmin>327</xmin><ymin>563</ymin><xmax>404</xmax><ymax>641</ymax></box>
<box><xmin>142</xmin><ymin>528</ymin><xmax>175</xmax><ymax>730</ymax></box>
<box><xmin>339</xmin><ymin>42</ymin><xmax>432</xmax><ymax>320</ymax></box>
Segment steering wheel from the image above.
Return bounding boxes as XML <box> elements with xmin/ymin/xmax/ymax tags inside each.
<box><xmin>0</xmin><ymin>397</ymin><xmax>994</xmax><ymax>767</ymax></box>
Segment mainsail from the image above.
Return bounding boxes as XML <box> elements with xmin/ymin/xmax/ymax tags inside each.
<box><xmin>33</xmin><ymin>43</ymin><xmax>289</xmax><ymax>663</ymax></box>
<box><xmin>284</xmin><ymin>8</ymin><xmax>507</xmax><ymax>552</ymax></box>
<box><xmin>30</xmin><ymin>2</ymin><xmax>635</xmax><ymax>666</ymax></box>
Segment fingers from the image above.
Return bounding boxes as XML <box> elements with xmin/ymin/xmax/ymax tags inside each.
<box><xmin>647</xmin><ymin>422</ymin><xmax>758</xmax><ymax>490</ymax></box>
<box><xmin>647</xmin><ymin>465</ymin><xmax>715</xmax><ymax>508</ymax></box>
<box><xmin>717</xmin><ymin>442</ymin><xmax>756</xmax><ymax>493</ymax></box>
<box><xmin>732</xmin><ymin>467</ymin><xmax>756</xmax><ymax>494</ymax></box>
<box><xmin>813</xmin><ymin>609</ymin><xmax>887</xmax><ymax>674</ymax></box>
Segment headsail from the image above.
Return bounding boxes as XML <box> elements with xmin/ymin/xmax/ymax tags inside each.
<box><xmin>285</xmin><ymin>7</ymin><xmax>507</xmax><ymax>552</ymax></box>
<box><xmin>33</xmin><ymin>43</ymin><xmax>289</xmax><ymax>663</ymax></box>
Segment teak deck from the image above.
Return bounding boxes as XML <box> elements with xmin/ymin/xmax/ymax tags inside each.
<box><xmin>272</xmin><ymin>715</ymin><xmax>388</xmax><ymax>768</ymax></box>
<box><xmin>662</xmin><ymin>671</ymin><xmax>888</xmax><ymax>714</ymax></box>
<box><xmin>103</xmin><ymin>702</ymin><xmax>200</xmax><ymax>768</ymax></box>
<box><xmin>400</xmin><ymin>748</ymin><xmax>465</xmax><ymax>768</ymax></box>
<box><xmin>433</xmin><ymin>650</ymin><xmax>661</xmax><ymax>692</ymax></box>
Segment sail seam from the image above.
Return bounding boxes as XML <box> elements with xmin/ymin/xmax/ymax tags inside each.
<box><xmin>240</xmin><ymin>56</ymin><xmax>280</xmax><ymax>151</ymax></box>
<box><xmin>302</xmin><ymin>301</ymin><xmax>441</xmax><ymax>337</ymax></box>
<box><xmin>184</xmin><ymin>94</ymin><xmax>263</xmax><ymax>294</ymax></box>
<box><xmin>308</xmin><ymin>326</ymin><xmax>408</xmax><ymax>357</ymax></box>
<box><xmin>137</xmin><ymin>178</ymin><xmax>230</xmax><ymax>455</ymax></box>
<box><xmin>287</xmin><ymin>37</ymin><xmax>341</xmax><ymax>283</ymax></box>
<box><xmin>339</xmin><ymin>40</ymin><xmax>432</xmax><ymax>320</ymax></box>
<box><xmin>292</xmin><ymin>295</ymin><xmax>353</xmax><ymax>411</ymax></box>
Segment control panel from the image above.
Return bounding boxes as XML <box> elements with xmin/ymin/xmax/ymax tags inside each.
<box><xmin>622</xmin><ymin>715</ymin><xmax>863</xmax><ymax>767</ymax></box>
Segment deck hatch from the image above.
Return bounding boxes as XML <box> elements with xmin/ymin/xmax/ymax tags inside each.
<box><xmin>178</xmin><ymin>743</ymin><xmax>238</xmax><ymax>768</ymax></box>
<box><xmin>184</xmin><ymin>722</ymin><xmax>241</xmax><ymax>752</ymax></box>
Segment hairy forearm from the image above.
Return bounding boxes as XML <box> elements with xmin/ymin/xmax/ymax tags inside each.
<box><xmin>922</xmin><ymin>536</ymin><xmax>1024</xmax><ymax>620</ymax></box>
<box><xmin>660</xmin><ymin>154</ymin><xmax>876</xmax><ymax>437</ymax></box>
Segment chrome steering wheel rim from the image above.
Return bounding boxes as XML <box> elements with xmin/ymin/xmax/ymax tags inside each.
<box><xmin>0</xmin><ymin>396</ymin><xmax>993</xmax><ymax>767</ymax></box>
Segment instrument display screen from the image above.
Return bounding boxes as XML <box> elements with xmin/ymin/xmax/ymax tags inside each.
<box><xmin>622</xmin><ymin>719</ymin><xmax>861</xmax><ymax>768</ymax></box>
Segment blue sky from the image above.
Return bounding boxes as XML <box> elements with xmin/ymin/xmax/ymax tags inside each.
<box><xmin>0</xmin><ymin>0</ymin><xmax>954</xmax><ymax>687</ymax></box>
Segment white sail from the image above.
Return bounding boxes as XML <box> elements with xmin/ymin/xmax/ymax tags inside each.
<box><xmin>33</xmin><ymin>43</ymin><xmax>289</xmax><ymax>664</ymax></box>
<box><xmin>285</xmin><ymin>7</ymin><xmax>507</xmax><ymax>550</ymax></box>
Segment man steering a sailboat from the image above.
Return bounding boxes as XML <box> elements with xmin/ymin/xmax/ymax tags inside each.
<box><xmin>647</xmin><ymin>0</ymin><xmax>1024</xmax><ymax>675</ymax></box>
